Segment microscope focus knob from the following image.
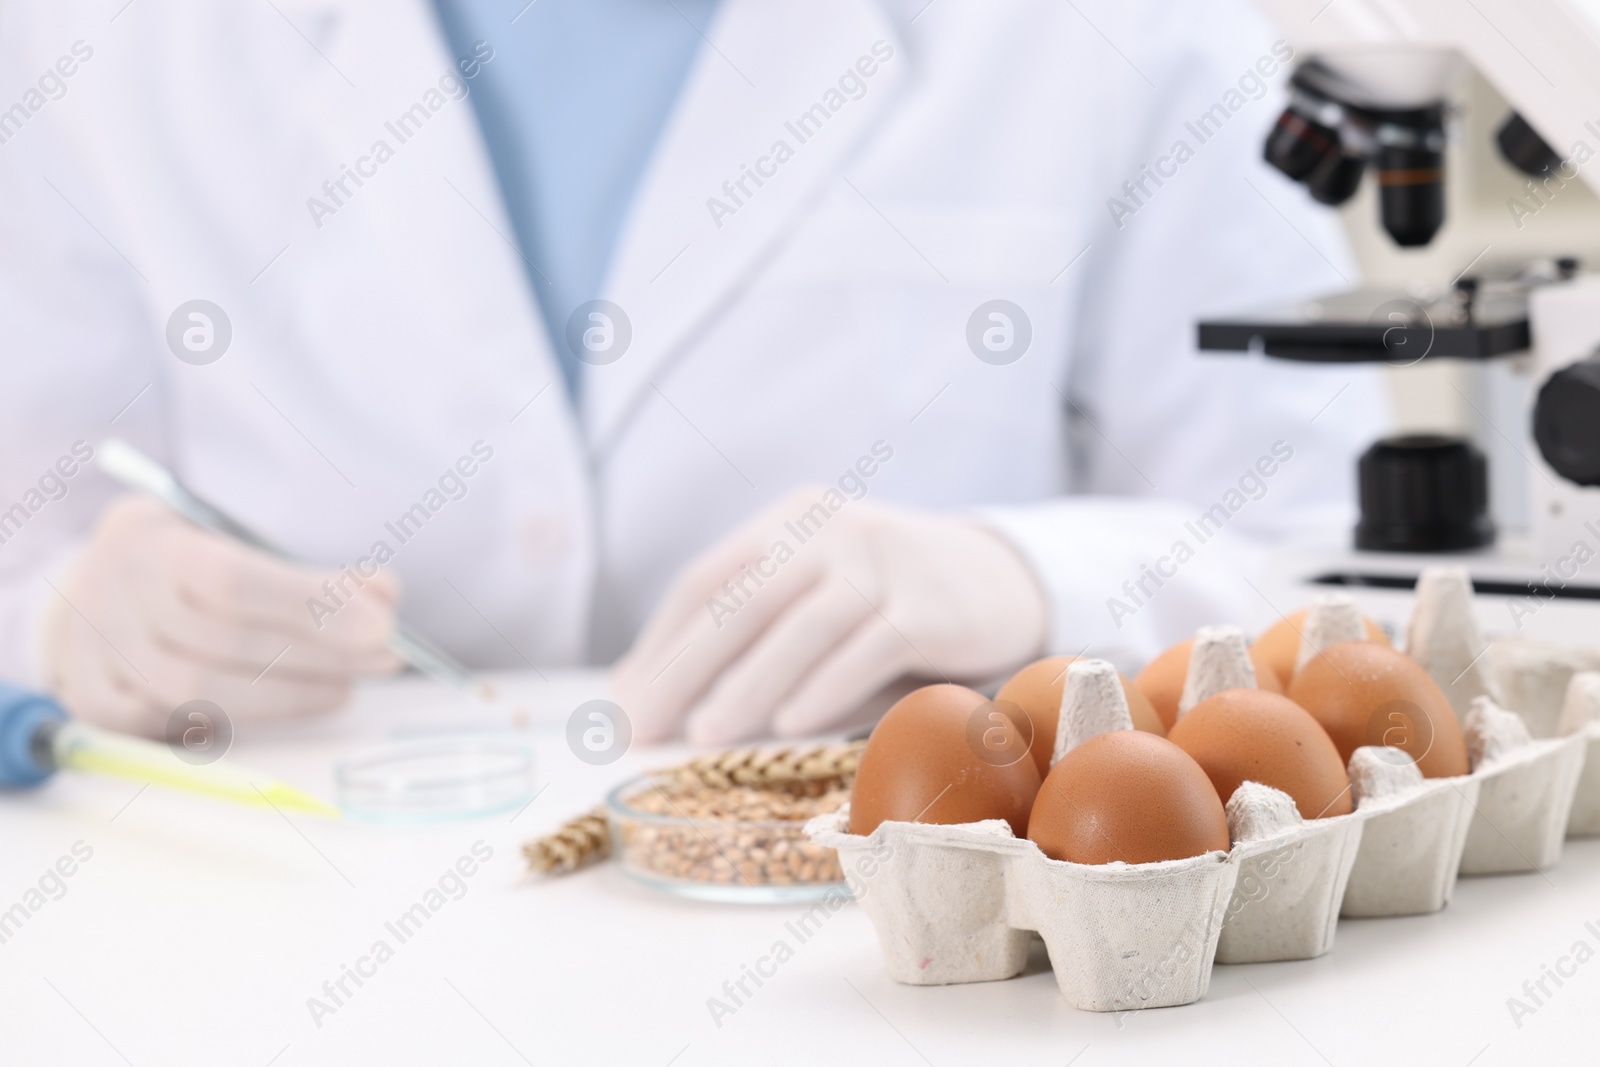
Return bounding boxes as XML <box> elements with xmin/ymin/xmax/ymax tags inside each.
<box><xmin>1534</xmin><ymin>356</ymin><xmax>1600</xmax><ymax>486</ymax></box>
<box><xmin>1355</xmin><ymin>435</ymin><xmax>1493</xmax><ymax>552</ymax></box>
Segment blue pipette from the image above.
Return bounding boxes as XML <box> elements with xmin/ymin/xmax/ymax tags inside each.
<box><xmin>0</xmin><ymin>683</ymin><xmax>337</xmax><ymax>816</ymax></box>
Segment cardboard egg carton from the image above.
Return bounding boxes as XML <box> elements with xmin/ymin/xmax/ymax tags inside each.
<box><xmin>807</xmin><ymin>809</ymin><xmax>1237</xmax><ymax>1011</ymax></box>
<box><xmin>810</xmin><ymin>659</ymin><xmax>1248</xmax><ymax>1010</ymax></box>
<box><xmin>808</xmin><ymin>653</ymin><xmax>1340</xmax><ymax>1009</ymax></box>
<box><xmin>811</xmin><ymin>573</ymin><xmax>1597</xmax><ymax>1011</ymax></box>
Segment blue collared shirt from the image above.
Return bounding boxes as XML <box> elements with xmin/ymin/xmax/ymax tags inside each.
<box><xmin>431</xmin><ymin>0</ymin><xmax>720</xmax><ymax>398</ymax></box>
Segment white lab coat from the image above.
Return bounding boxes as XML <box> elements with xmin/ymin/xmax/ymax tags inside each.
<box><xmin>0</xmin><ymin>0</ymin><xmax>1388</xmax><ymax>686</ymax></box>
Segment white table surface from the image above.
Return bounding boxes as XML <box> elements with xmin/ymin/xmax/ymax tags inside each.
<box><xmin>5</xmin><ymin>558</ymin><xmax>1600</xmax><ymax>1066</ymax></box>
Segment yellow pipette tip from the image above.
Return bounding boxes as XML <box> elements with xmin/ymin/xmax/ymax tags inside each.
<box><xmin>256</xmin><ymin>782</ymin><xmax>342</xmax><ymax>820</ymax></box>
<box><xmin>52</xmin><ymin>722</ymin><xmax>342</xmax><ymax>819</ymax></box>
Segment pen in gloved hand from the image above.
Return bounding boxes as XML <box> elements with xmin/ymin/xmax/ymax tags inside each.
<box><xmin>96</xmin><ymin>437</ymin><xmax>482</xmax><ymax>697</ymax></box>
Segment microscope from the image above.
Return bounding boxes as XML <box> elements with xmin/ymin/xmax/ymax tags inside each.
<box><xmin>1200</xmin><ymin>0</ymin><xmax>1600</xmax><ymax>597</ymax></box>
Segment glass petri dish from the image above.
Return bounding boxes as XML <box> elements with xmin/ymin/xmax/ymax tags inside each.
<box><xmin>337</xmin><ymin>737</ymin><xmax>536</xmax><ymax>822</ymax></box>
<box><xmin>606</xmin><ymin>772</ymin><xmax>849</xmax><ymax>904</ymax></box>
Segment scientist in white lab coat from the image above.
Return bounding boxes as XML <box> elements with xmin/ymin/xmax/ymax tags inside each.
<box><xmin>0</xmin><ymin>0</ymin><xmax>1386</xmax><ymax>744</ymax></box>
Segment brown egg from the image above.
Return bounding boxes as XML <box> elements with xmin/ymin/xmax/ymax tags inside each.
<box><xmin>1285</xmin><ymin>641</ymin><xmax>1468</xmax><ymax>778</ymax></box>
<box><xmin>995</xmin><ymin>655</ymin><xmax>1165</xmax><ymax>778</ymax></box>
<box><xmin>1167</xmin><ymin>689</ymin><xmax>1352</xmax><ymax>819</ymax></box>
<box><xmin>1253</xmin><ymin>609</ymin><xmax>1391</xmax><ymax>688</ymax></box>
<box><xmin>849</xmin><ymin>684</ymin><xmax>1043</xmax><ymax>837</ymax></box>
<box><xmin>1027</xmin><ymin>730</ymin><xmax>1229</xmax><ymax>865</ymax></box>
<box><xmin>1134</xmin><ymin>637</ymin><xmax>1283</xmax><ymax>731</ymax></box>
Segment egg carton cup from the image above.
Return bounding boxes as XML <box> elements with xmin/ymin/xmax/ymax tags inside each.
<box><xmin>1337</xmin><ymin>767</ymin><xmax>1472</xmax><ymax>921</ymax></box>
<box><xmin>1175</xmin><ymin>623</ymin><xmax>1366</xmax><ymax>961</ymax></box>
<box><xmin>1328</xmin><ymin>574</ymin><xmax>1499</xmax><ymax>910</ymax></box>
<box><xmin>1488</xmin><ymin>659</ymin><xmax>1600</xmax><ymax>839</ymax></box>
<box><xmin>1340</xmin><ymin>771</ymin><xmax>1479</xmax><ymax>918</ymax></box>
<box><xmin>1489</xmin><ymin>638</ymin><xmax>1600</xmax><ymax>739</ymax></box>
<box><xmin>1214</xmin><ymin>788</ymin><xmax>1363</xmax><ymax>965</ymax></box>
<box><xmin>1458</xmin><ymin>732</ymin><xmax>1587</xmax><ymax>875</ymax></box>
<box><xmin>1214</xmin><ymin>741</ymin><xmax>1474</xmax><ymax>929</ymax></box>
<box><xmin>1409</xmin><ymin>579</ymin><xmax>1590</xmax><ymax>868</ymax></box>
<box><xmin>1567</xmin><ymin>723</ymin><xmax>1600</xmax><ymax>838</ymax></box>
<box><xmin>807</xmin><ymin>807</ymin><xmax>1237</xmax><ymax>1012</ymax></box>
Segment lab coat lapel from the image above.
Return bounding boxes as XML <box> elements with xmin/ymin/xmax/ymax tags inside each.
<box><xmin>587</xmin><ymin>0</ymin><xmax>910</xmax><ymax>453</ymax></box>
<box><xmin>261</xmin><ymin>0</ymin><xmax>596</xmax><ymax>659</ymax></box>
<box><xmin>277</xmin><ymin>0</ymin><xmax>570</xmax><ymax>409</ymax></box>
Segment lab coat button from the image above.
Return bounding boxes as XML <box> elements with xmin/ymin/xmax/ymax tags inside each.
<box><xmin>519</xmin><ymin>512</ymin><xmax>571</xmax><ymax>566</ymax></box>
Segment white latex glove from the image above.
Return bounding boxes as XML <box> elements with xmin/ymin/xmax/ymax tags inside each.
<box><xmin>41</xmin><ymin>494</ymin><xmax>402</xmax><ymax>736</ymax></box>
<box><xmin>614</xmin><ymin>489</ymin><xmax>1048</xmax><ymax>745</ymax></box>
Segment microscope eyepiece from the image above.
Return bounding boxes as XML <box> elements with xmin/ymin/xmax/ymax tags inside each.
<box><xmin>1265</xmin><ymin>107</ymin><xmax>1342</xmax><ymax>181</ymax></box>
<box><xmin>1308</xmin><ymin>154</ymin><xmax>1366</xmax><ymax>206</ymax></box>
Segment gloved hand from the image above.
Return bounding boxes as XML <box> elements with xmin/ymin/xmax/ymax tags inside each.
<box><xmin>614</xmin><ymin>489</ymin><xmax>1048</xmax><ymax>745</ymax></box>
<box><xmin>41</xmin><ymin>494</ymin><xmax>402</xmax><ymax>736</ymax></box>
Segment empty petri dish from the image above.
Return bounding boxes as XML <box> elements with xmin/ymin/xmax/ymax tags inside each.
<box><xmin>337</xmin><ymin>737</ymin><xmax>536</xmax><ymax>821</ymax></box>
